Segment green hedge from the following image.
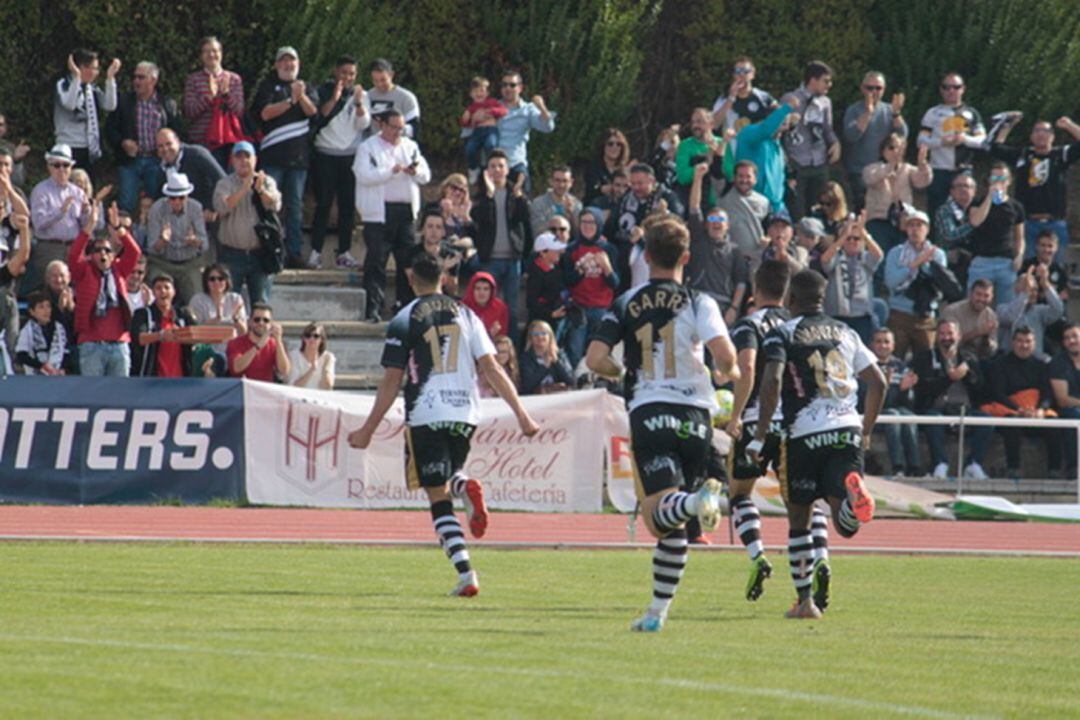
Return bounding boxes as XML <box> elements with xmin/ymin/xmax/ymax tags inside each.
<box><xmin>1</xmin><ymin>0</ymin><xmax>1075</xmax><ymax>182</ymax></box>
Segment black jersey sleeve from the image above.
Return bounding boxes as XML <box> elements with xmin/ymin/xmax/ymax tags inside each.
<box><xmin>381</xmin><ymin>312</ymin><xmax>411</xmax><ymax>369</ymax></box>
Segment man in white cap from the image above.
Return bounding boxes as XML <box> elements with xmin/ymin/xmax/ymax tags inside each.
<box><xmin>28</xmin><ymin>144</ymin><xmax>87</xmax><ymax>292</ymax></box>
<box><xmin>525</xmin><ymin>230</ymin><xmax>568</xmax><ymax>331</ymax></box>
<box><xmin>250</xmin><ymin>46</ymin><xmax>318</xmax><ymax>269</ymax></box>
<box><xmin>883</xmin><ymin>208</ymin><xmax>949</xmax><ymax>357</ymax></box>
<box><xmin>146</xmin><ymin>173</ymin><xmax>208</xmax><ymax>304</ymax></box>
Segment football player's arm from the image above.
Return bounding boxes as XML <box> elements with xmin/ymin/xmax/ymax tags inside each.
<box><xmin>752</xmin><ymin>361</ymin><xmax>782</xmax><ymax>447</ymax></box>
<box><xmin>478</xmin><ymin>354</ymin><xmax>539</xmax><ymax>436</ymax></box>
<box><xmin>858</xmin><ymin>362</ymin><xmax>887</xmax><ymax>444</ymax></box>
<box><xmin>728</xmin><ymin>348</ymin><xmax>756</xmax><ymax>428</ymax></box>
<box><xmin>348</xmin><ymin>366</ymin><xmax>406</xmax><ymax>449</ymax></box>
<box><xmin>705</xmin><ymin>334</ymin><xmax>740</xmax><ymax>383</ymax></box>
<box><xmin>585</xmin><ymin>340</ymin><xmax>622</xmax><ymax>380</ymax></box>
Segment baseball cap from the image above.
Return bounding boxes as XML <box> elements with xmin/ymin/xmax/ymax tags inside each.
<box><xmin>275</xmin><ymin>46</ymin><xmax>299</xmax><ymax>62</ymax></box>
<box><xmin>904</xmin><ymin>209</ymin><xmax>930</xmax><ymax>226</ymax></box>
<box><xmin>766</xmin><ymin>210</ymin><xmax>793</xmax><ymax>227</ymax></box>
<box><xmin>797</xmin><ymin>217</ymin><xmax>826</xmax><ymax>237</ymax></box>
<box><xmin>533</xmin><ymin>232</ymin><xmax>568</xmax><ymax>253</ymax></box>
<box><xmin>231</xmin><ymin>141</ymin><xmax>256</xmax><ymax>156</ymax></box>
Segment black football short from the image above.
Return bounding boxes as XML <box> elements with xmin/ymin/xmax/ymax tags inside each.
<box><xmin>781</xmin><ymin>426</ymin><xmax>864</xmax><ymax>506</ymax></box>
<box><xmin>404</xmin><ymin>422</ymin><xmax>476</xmax><ymax>489</ymax></box>
<box><xmin>630</xmin><ymin>403</ymin><xmax>713</xmax><ymax>499</ymax></box>
<box><xmin>728</xmin><ymin>420</ymin><xmax>783</xmax><ymax>481</ymax></box>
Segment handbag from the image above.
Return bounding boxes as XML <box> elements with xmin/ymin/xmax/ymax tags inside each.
<box><xmin>252</xmin><ymin>190</ymin><xmax>286</xmax><ymax>274</ymax></box>
<box><xmin>206</xmin><ymin>97</ymin><xmax>245</xmax><ymax>149</ymax></box>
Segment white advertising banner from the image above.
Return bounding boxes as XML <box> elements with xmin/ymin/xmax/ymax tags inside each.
<box><xmin>242</xmin><ymin>382</ymin><xmax>608</xmax><ymax>512</ymax></box>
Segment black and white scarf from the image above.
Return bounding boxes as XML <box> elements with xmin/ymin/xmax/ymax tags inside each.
<box><xmin>95</xmin><ymin>267</ymin><xmax>120</xmax><ymax>317</ymax></box>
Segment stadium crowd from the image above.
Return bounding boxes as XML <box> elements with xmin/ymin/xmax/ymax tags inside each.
<box><xmin>1</xmin><ymin>41</ymin><xmax>1080</xmax><ymax>482</ymax></box>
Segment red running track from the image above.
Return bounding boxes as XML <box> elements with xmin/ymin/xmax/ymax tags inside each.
<box><xmin>0</xmin><ymin>506</ymin><xmax>1077</xmax><ymax>555</ymax></box>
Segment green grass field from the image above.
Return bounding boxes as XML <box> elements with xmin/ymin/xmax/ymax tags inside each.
<box><xmin>2</xmin><ymin>543</ymin><xmax>1078</xmax><ymax>719</ymax></box>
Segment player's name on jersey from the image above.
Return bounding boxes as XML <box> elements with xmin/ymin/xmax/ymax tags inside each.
<box><xmin>410</xmin><ymin>296</ymin><xmax>460</xmax><ymax>321</ymax></box>
<box><xmin>793</xmin><ymin>322</ymin><xmax>848</xmax><ymax>345</ymax></box>
<box><xmin>625</xmin><ymin>288</ymin><xmax>688</xmax><ymax>318</ymax></box>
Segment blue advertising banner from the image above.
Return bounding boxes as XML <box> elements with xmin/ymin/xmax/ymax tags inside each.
<box><xmin>0</xmin><ymin>377</ymin><xmax>245</xmax><ymax>504</ymax></box>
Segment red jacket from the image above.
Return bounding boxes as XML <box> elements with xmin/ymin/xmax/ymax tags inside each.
<box><xmin>462</xmin><ymin>271</ymin><xmax>510</xmax><ymax>338</ymax></box>
<box><xmin>68</xmin><ymin>230</ymin><xmax>141</xmax><ymax>340</ymax></box>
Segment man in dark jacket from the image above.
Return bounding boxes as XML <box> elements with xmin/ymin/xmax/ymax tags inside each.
<box><xmin>154</xmin><ymin>128</ymin><xmax>226</xmax><ymax>225</ymax></box>
<box><xmin>105</xmin><ymin>61</ymin><xmax>181</xmax><ymax>214</ymax></box>
<box><xmin>131</xmin><ymin>273</ymin><xmax>196</xmax><ymax>377</ymax></box>
<box><xmin>471</xmin><ymin>149</ymin><xmax>531</xmax><ymax>339</ymax></box>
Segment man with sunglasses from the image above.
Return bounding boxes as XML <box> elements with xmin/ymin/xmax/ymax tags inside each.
<box><xmin>711</xmin><ymin>57</ymin><xmax>778</xmax><ymax>137</ymax></box>
<box><xmin>687</xmin><ymin>163</ymin><xmax>747</xmax><ymax>327</ymax></box>
<box><xmin>226</xmin><ymin>302</ymin><xmax>289</xmax><ymax>382</ymax></box>
<box><xmin>918</xmin><ymin>72</ymin><xmax>986</xmax><ymax>216</ymax></box>
<box><xmin>529</xmin><ymin>165</ymin><xmax>581</xmax><ymax>236</ymax></box>
<box><xmin>842</xmin><ymin>71</ymin><xmax>907</xmax><ymax>209</ymax></box>
<box><xmin>496</xmin><ymin>69</ymin><xmax>555</xmax><ymax>194</ymax></box>
<box><xmin>68</xmin><ymin>201</ymin><xmax>140</xmax><ymax>376</ymax></box>
<box><xmin>28</xmin><ymin>144</ymin><xmax>87</xmax><ymax>295</ymax></box>
<box><xmin>989</xmin><ymin>114</ymin><xmax>1080</xmax><ymax>266</ymax></box>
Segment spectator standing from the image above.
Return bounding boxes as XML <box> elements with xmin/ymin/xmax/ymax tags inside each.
<box><xmin>69</xmin><ymin>168</ymin><xmax>108</xmax><ymax>237</ymax></box>
<box><xmin>154</xmin><ymin>128</ymin><xmax>227</xmax><ymax>220</ymax></box>
<box><xmin>15</xmin><ymin>292</ymin><xmax>67</xmax><ymax>375</ymax></box>
<box><xmin>757</xmin><ymin>211</ymin><xmax>807</xmax><ymax>275</ymax></box>
<box><xmin>365</xmin><ymin>58</ymin><xmax>420</xmax><ymax>141</ymax></box>
<box><xmin>1</xmin><ymin>209</ymin><xmax>31</xmax><ymax>365</ymax></box>
<box><xmin>461</xmin><ymin>76</ymin><xmax>506</xmax><ymax>185</ymax></box>
<box><xmin>647</xmin><ymin>125</ymin><xmax>680</xmax><ymax>194</ymax></box>
<box><xmin>125</xmin><ymin>256</ymin><xmax>151</xmax><ymax>311</ymax></box>
<box><xmin>182</xmin><ymin>36</ymin><xmax>245</xmax><ymax>167</ymax></box>
<box><xmin>996</xmin><ymin>270</ymin><xmax>1063</xmax><ymax>360</ymax></box>
<box><xmin>731</xmin><ymin>99</ymin><xmax>797</xmax><ymax>213</ymax></box>
<box><xmin>213</xmin><ymin>142</ymin><xmax>282</xmax><ymax>305</ymax></box>
<box><xmin>606</xmin><ymin>163</ymin><xmax>682</xmax><ymax>287</ymax></box>
<box><xmin>711</xmin><ymin>56</ymin><xmax>778</xmax><ymax>137</ymax></box>
<box><xmin>866</xmin><ymin>328</ymin><xmax>921</xmax><ymax>477</ymax></box>
<box><xmin>884</xmin><ymin>209</ymin><xmax>948</xmax><ymax>357</ymax></box>
<box><xmin>462</xmin><ymin>271</ymin><xmax>509</xmax><ymax>339</ymax></box>
<box><xmin>983</xmin><ymin>327</ymin><xmax>1060</xmax><ymax>480</ymax></box>
<box><xmin>794</xmin><ymin>217</ymin><xmax>829</xmax><ymax>276</ymax></box>
<box><xmin>530</xmin><ymin>165</ymin><xmax>582</xmax><ymax>236</ymax></box>
<box><xmin>911</xmin><ymin>319</ymin><xmax>992</xmax><ymax>480</ymax></box>
<box><xmin>525</xmin><ymin>231</ymin><xmax>568</xmax><ymax>331</ymax></box>
<box><xmin>719</xmin><ymin>160</ymin><xmax>769</xmax><ymax>262</ymax></box>
<box><xmin>106</xmin><ymin>61</ymin><xmax>181</xmax><ymax>214</ymax></box>
<box><xmin>863</xmin><ymin>135</ymin><xmax>932</xmax><ymax>257</ymax></box>
<box><xmin>28</xmin><ymin>145</ymin><xmax>87</xmax><ymax>294</ymax></box>
<box><xmin>0</xmin><ymin>113</ymin><xmax>31</xmax><ymax>188</ymax></box>
<box><xmin>806</xmin><ymin>181</ymin><xmax>850</xmax><ymax>238</ymax></box>
<box><xmin>561</xmin><ymin>207</ymin><xmax>618</xmax><ymax>365</ymax></box>
<box><xmin>496</xmin><ymin>69</ymin><xmax>555</xmax><ymax>193</ymax></box>
<box><xmin>68</xmin><ymin>203</ymin><xmax>140</xmax><ymax>376</ymax></box>
<box><xmin>675</xmin><ymin>108</ymin><xmax>725</xmax><ymax>211</ymax></box>
<box><xmin>354</xmin><ymin>109</ymin><xmax>430</xmax><ymax>321</ymax></box>
<box><xmin>131</xmin><ymin>273</ymin><xmax>196</xmax><ymax>377</ymax></box>
<box><xmin>782</xmin><ymin>61</ymin><xmax>840</xmax><ymax>219</ymax></box>
<box><xmin>842</xmin><ymin>72</ymin><xmax>908</xmax><ymax>209</ymax></box>
<box><xmin>435</xmin><ymin>174</ymin><xmax>476</xmax><ymax>242</ymax></box>
<box><xmin>145</xmin><ymin>173</ymin><xmax>208</xmax><ymax>304</ymax></box>
<box><xmin>918</xmin><ymin>72</ymin><xmax>986</xmax><ymax>216</ymax></box>
<box><xmin>1048</xmin><ymin>324</ymin><xmax>1080</xmax><ymax>476</ymax></box>
<box><xmin>990</xmin><ymin>114</ymin><xmax>1080</xmax><ymax>264</ymax></box>
<box><xmin>1019</xmin><ymin>230</ymin><xmax>1068</xmax><ymax>304</ymax></box>
<box><xmin>310</xmin><ymin>55</ymin><xmax>369</xmax><ymax>270</ymax></box>
<box><xmin>54</xmin><ymin>50</ymin><xmax>120</xmax><ymax>174</ymax></box>
<box><xmin>251</xmin><ymin>46</ymin><xmax>318</xmax><ymax>269</ymax></box>
<box><xmin>520</xmin><ymin>319</ymin><xmax>574</xmax><ymax>395</ymax></box>
<box><xmin>941</xmin><ymin>280</ymin><xmax>999</xmax><ymax>360</ymax></box>
<box><xmin>686</xmin><ymin>163</ymin><xmax>747</xmax><ymax>327</ymax></box>
<box><xmin>584</xmin><ymin>129</ymin><xmax>630</xmax><ymax>207</ymax></box>
<box><xmin>967</xmin><ymin>163</ymin><xmax>1025</xmax><ymax>305</ymax></box>
<box><xmin>227</xmin><ymin>302</ymin><xmax>289</xmax><ymax>381</ymax></box>
<box><xmin>287</xmin><ymin>321</ymin><xmax>336</xmax><ymax>390</ymax></box>
<box><xmin>821</xmin><ymin>215</ymin><xmax>884</xmax><ymax>345</ymax></box>
<box><xmin>470</xmin><ymin>150</ymin><xmax>531</xmax><ymax>336</ymax></box>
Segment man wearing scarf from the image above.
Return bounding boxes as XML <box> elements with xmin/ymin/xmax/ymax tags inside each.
<box><xmin>68</xmin><ymin>202</ymin><xmax>141</xmax><ymax>376</ymax></box>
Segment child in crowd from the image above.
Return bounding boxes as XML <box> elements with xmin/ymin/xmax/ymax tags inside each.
<box><xmin>479</xmin><ymin>334</ymin><xmax>520</xmax><ymax>398</ymax></box>
<box><xmin>461</xmin><ymin>76</ymin><xmax>507</xmax><ymax>185</ymax></box>
<box><xmin>15</xmin><ymin>291</ymin><xmax>67</xmax><ymax>375</ymax></box>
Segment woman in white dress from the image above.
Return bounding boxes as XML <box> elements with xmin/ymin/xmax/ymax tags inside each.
<box><xmin>287</xmin><ymin>321</ymin><xmax>335</xmax><ymax>390</ymax></box>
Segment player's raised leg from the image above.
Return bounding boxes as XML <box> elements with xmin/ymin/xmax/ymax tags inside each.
<box><xmin>449</xmin><ymin>471</ymin><xmax>489</xmax><ymax>539</ymax></box>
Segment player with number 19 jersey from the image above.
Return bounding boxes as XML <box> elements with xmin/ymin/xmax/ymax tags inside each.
<box><xmin>593</xmin><ymin>279</ymin><xmax>729</xmax><ymax>415</ymax></box>
<box><xmin>761</xmin><ymin>312</ymin><xmax>875</xmax><ymax>440</ymax></box>
<box><xmin>382</xmin><ymin>293</ymin><xmax>495</xmax><ymax>427</ymax></box>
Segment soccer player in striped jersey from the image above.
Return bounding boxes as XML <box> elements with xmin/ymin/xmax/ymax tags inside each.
<box><xmin>587</xmin><ymin>218</ymin><xmax>739</xmax><ymax>632</ymax></box>
<box><xmin>750</xmin><ymin>269</ymin><xmax>885</xmax><ymax>618</ymax></box>
<box><xmin>349</xmin><ymin>253</ymin><xmax>539</xmax><ymax>597</ymax></box>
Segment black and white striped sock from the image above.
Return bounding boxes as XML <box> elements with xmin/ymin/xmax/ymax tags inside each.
<box><xmin>837</xmin><ymin>500</ymin><xmax>861</xmax><ymax>536</ymax></box>
<box><xmin>651</xmin><ymin>491</ymin><xmax>697</xmax><ymax>534</ymax></box>
<box><xmin>731</xmin><ymin>495</ymin><xmax>764</xmax><ymax>560</ymax></box>
<box><xmin>788</xmin><ymin>530</ymin><xmax>814</xmax><ymax>601</ymax></box>
<box><xmin>648</xmin><ymin>528</ymin><xmax>689</xmax><ymax>617</ymax></box>
<box><xmin>448</xmin><ymin>473</ymin><xmax>468</xmax><ymax>499</ymax></box>
<box><xmin>811</xmin><ymin>507</ymin><xmax>830</xmax><ymax>563</ymax></box>
<box><xmin>431</xmin><ymin>499</ymin><xmax>471</xmax><ymax>578</ymax></box>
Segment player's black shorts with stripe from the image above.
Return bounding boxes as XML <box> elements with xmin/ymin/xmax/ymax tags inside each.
<box><xmin>630</xmin><ymin>403</ymin><xmax>712</xmax><ymax>499</ymax></box>
<box><xmin>728</xmin><ymin>420</ymin><xmax>783</xmax><ymax>481</ymax></box>
<box><xmin>781</xmin><ymin>426</ymin><xmax>863</xmax><ymax>505</ymax></box>
<box><xmin>404</xmin><ymin>422</ymin><xmax>476</xmax><ymax>489</ymax></box>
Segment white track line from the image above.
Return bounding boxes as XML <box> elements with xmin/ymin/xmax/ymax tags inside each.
<box><xmin>0</xmin><ymin>633</ymin><xmax>994</xmax><ymax>720</ymax></box>
<box><xmin>0</xmin><ymin>534</ymin><xmax>1076</xmax><ymax>557</ymax></box>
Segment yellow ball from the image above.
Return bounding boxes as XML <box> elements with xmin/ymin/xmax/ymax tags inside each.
<box><xmin>714</xmin><ymin>388</ymin><xmax>734</xmax><ymax>426</ymax></box>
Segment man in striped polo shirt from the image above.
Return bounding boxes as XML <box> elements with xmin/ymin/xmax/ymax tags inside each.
<box><xmin>251</xmin><ymin>46</ymin><xmax>318</xmax><ymax>269</ymax></box>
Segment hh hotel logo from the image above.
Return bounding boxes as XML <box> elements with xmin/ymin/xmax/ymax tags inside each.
<box><xmin>278</xmin><ymin>399</ymin><xmax>345</xmax><ymax>491</ymax></box>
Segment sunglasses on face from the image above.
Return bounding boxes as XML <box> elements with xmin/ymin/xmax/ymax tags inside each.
<box><xmin>502</xmin><ymin>82</ymin><xmax>520</xmax><ymax>87</ymax></box>
<box><xmin>706</xmin><ymin>214</ymin><xmax>728</xmax><ymax>223</ymax></box>
<box><xmin>734</xmin><ymin>67</ymin><xmax>752</xmax><ymax>75</ymax></box>
<box><xmin>989</xmin><ymin>175</ymin><xmax>1008</xmax><ymax>183</ymax></box>
<box><xmin>605</xmin><ymin>140</ymin><xmax>623</xmax><ymax>147</ymax></box>
<box><xmin>530</xmin><ymin>331</ymin><xmax>549</xmax><ymax>338</ymax></box>
<box><xmin>303</xmin><ymin>331</ymin><xmax>322</xmax><ymax>339</ymax></box>
<box><xmin>91</xmin><ymin>246</ymin><xmax>113</xmax><ymax>255</ymax></box>
<box><xmin>941</xmin><ymin>84</ymin><xmax>963</xmax><ymax>90</ymax></box>
<box><xmin>49</xmin><ymin>163</ymin><xmax>72</xmax><ymax>169</ymax></box>
<box><xmin>251</xmin><ymin>317</ymin><xmax>271</xmax><ymax>324</ymax></box>
<box><xmin>864</xmin><ymin>85</ymin><xmax>884</xmax><ymax>91</ymax></box>
<box><xmin>207</xmin><ymin>275</ymin><xmax>227</xmax><ymax>282</ymax></box>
